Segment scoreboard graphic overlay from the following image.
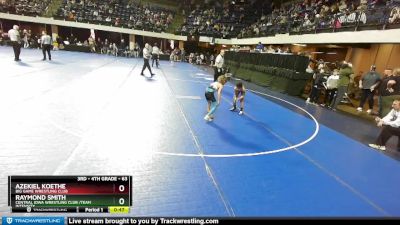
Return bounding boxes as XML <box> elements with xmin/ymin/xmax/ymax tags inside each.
<box><xmin>8</xmin><ymin>176</ymin><xmax>132</xmax><ymax>213</ymax></box>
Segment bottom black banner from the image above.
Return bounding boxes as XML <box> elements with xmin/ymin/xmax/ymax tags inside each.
<box><xmin>67</xmin><ymin>217</ymin><xmax>221</xmax><ymax>225</ymax></box>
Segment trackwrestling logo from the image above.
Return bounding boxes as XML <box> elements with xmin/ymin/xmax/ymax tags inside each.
<box><xmin>2</xmin><ymin>217</ymin><xmax>64</xmax><ymax>225</ymax></box>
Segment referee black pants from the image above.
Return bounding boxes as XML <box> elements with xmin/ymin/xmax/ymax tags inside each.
<box><xmin>12</xmin><ymin>41</ymin><xmax>21</xmax><ymax>60</ymax></box>
<box><xmin>141</xmin><ymin>58</ymin><xmax>153</xmax><ymax>75</ymax></box>
<box><xmin>214</xmin><ymin>67</ymin><xmax>222</xmax><ymax>81</ymax></box>
<box><xmin>42</xmin><ymin>44</ymin><xmax>51</xmax><ymax>60</ymax></box>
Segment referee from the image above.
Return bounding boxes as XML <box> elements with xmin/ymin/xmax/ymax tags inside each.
<box><xmin>8</xmin><ymin>25</ymin><xmax>21</xmax><ymax>61</ymax></box>
<box><xmin>214</xmin><ymin>49</ymin><xmax>225</xmax><ymax>81</ymax></box>
<box><xmin>140</xmin><ymin>43</ymin><xmax>155</xmax><ymax>77</ymax></box>
<box><xmin>41</xmin><ymin>31</ymin><xmax>52</xmax><ymax>61</ymax></box>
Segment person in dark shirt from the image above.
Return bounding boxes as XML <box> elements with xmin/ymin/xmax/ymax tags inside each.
<box><xmin>330</xmin><ymin>62</ymin><xmax>353</xmax><ymax>110</ymax></box>
<box><xmin>255</xmin><ymin>42</ymin><xmax>264</xmax><ymax>52</ymax></box>
<box><xmin>377</xmin><ymin>68</ymin><xmax>394</xmax><ymax>117</ymax></box>
<box><xmin>380</xmin><ymin>68</ymin><xmax>400</xmax><ymax>117</ymax></box>
<box><xmin>306</xmin><ymin>68</ymin><xmax>327</xmax><ymax>105</ymax></box>
<box><xmin>357</xmin><ymin>65</ymin><xmax>381</xmax><ymax>114</ymax></box>
<box><xmin>229</xmin><ymin>82</ymin><xmax>246</xmax><ymax>115</ymax></box>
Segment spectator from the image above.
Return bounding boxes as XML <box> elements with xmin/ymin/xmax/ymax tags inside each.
<box><xmin>389</xmin><ymin>6</ymin><xmax>400</xmax><ymax>23</ymax></box>
<box><xmin>181</xmin><ymin>48</ymin><xmax>186</xmax><ymax>62</ymax></box>
<box><xmin>256</xmin><ymin>42</ymin><xmax>264</xmax><ymax>51</ymax></box>
<box><xmin>133</xmin><ymin>42</ymin><xmax>140</xmax><ymax>58</ymax></box>
<box><xmin>330</xmin><ymin>62</ymin><xmax>353</xmax><ymax>110</ymax></box>
<box><xmin>306</xmin><ymin>67</ymin><xmax>327</xmax><ymax>105</ymax></box>
<box><xmin>369</xmin><ymin>99</ymin><xmax>400</xmax><ymax>151</ymax></box>
<box><xmin>324</xmin><ymin>69</ymin><xmax>340</xmax><ymax>107</ymax></box>
<box><xmin>357</xmin><ymin>65</ymin><xmax>381</xmax><ymax>114</ymax></box>
<box><xmin>380</xmin><ymin>68</ymin><xmax>400</xmax><ymax>117</ymax></box>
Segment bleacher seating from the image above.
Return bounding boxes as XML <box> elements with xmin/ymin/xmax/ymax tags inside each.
<box><xmin>53</xmin><ymin>0</ymin><xmax>175</xmax><ymax>33</ymax></box>
<box><xmin>0</xmin><ymin>0</ymin><xmax>52</xmax><ymax>17</ymax></box>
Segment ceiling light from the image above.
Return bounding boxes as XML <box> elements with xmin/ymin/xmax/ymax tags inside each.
<box><xmin>292</xmin><ymin>43</ymin><xmax>307</xmax><ymax>47</ymax></box>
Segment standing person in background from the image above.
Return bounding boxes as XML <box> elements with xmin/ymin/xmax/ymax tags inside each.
<box><xmin>214</xmin><ymin>49</ymin><xmax>225</xmax><ymax>81</ymax></box>
<box><xmin>306</xmin><ymin>66</ymin><xmax>327</xmax><ymax>105</ymax></box>
<box><xmin>8</xmin><ymin>25</ymin><xmax>21</xmax><ymax>61</ymax></box>
<box><xmin>0</xmin><ymin>29</ymin><xmax>4</xmax><ymax>46</ymax></box>
<box><xmin>151</xmin><ymin>43</ymin><xmax>160</xmax><ymax>68</ymax></box>
<box><xmin>330</xmin><ymin>62</ymin><xmax>353</xmax><ymax>110</ymax></box>
<box><xmin>324</xmin><ymin>69</ymin><xmax>340</xmax><ymax>107</ymax></box>
<box><xmin>88</xmin><ymin>36</ymin><xmax>96</xmax><ymax>53</ymax></box>
<box><xmin>173</xmin><ymin>48</ymin><xmax>180</xmax><ymax>61</ymax></box>
<box><xmin>140</xmin><ymin>43</ymin><xmax>155</xmax><ymax>77</ymax></box>
<box><xmin>209</xmin><ymin>54</ymin><xmax>215</xmax><ymax>66</ymax></box>
<box><xmin>133</xmin><ymin>42</ymin><xmax>140</xmax><ymax>58</ymax></box>
<box><xmin>357</xmin><ymin>65</ymin><xmax>381</xmax><ymax>114</ymax></box>
<box><xmin>170</xmin><ymin>50</ymin><xmax>175</xmax><ymax>63</ymax></box>
<box><xmin>348</xmin><ymin>70</ymin><xmax>363</xmax><ymax>100</ymax></box>
<box><xmin>23</xmin><ymin>29</ymin><xmax>29</xmax><ymax>48</ymax></box>
<box><xmin>41</xmin><ymin>31</ymin><xmax>52</xmax><ymax>61</ymax></box>
<box><xmin>181</xmin><ymin>48</ymin><xmax>186</xmax><ymax>62</ymax></box>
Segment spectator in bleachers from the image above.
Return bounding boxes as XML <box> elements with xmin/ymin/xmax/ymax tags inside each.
<box><xmin>235</xmin><ymin>0</ymin><xmax>395</xmax><ymax>38</ymax></box>
<box><xmin>54</xmin><ymin>0</ymin><xmax>174</xmax><ymax>33</ymax></box>
<box><xmin>0</xmin><ymin>0</ymin><xmax>52</xmax><ymax>17</ymax></box>
<box><xmin>389</xmin><ymin>6</ymin><xmax>400</xmax><ymax>23</ymax></box>
<box><xmin>255</xmin><ymin>42</ymin><xmax>264</xmax><ymax>52</ymax></box>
